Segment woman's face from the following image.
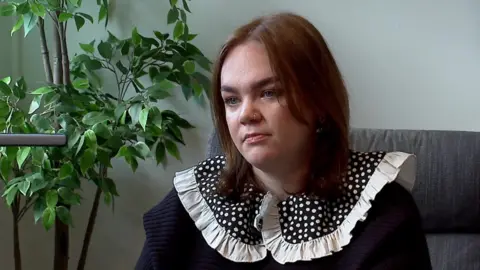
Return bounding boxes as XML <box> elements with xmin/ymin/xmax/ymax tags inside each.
<box><xmin>220</xmin><ymin>41</ymin><xmax>315</xmax><ymax>171</ymax></box>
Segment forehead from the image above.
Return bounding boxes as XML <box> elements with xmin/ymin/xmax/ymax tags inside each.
<box><xmin>220</xmin><ymin>41</ymin><xmax>274</xmax><ymax>88</ymax></box>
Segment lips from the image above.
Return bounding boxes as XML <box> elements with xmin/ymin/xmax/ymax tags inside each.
<box><xmin>243</xmin><ymin>133</ymin><xmax>270</xmax><ymax>142</ymax></box>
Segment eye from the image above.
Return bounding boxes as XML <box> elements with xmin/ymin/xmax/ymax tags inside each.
<box><xmin>261</xmin><ymin>89</ymin><xmax>277</xmax><ymax>98</ymax></box>
<box><xmin>224</xmin><ymin>97</ymin><xmax>240</xmax><ymax>106</ymax></box>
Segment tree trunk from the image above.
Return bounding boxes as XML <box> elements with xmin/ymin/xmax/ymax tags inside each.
<box><xmin>52</xmin><ymin>12</ymin><xmax>63</xmax><ymax>85</ymax></box>
<box><xmin>12</xmin><ymin>196</ymin><xmax>22</xmax><ymax>270</ymax></box>
<box><xmin>76</xmin><ymin>186</ymin><xmax>102</xmax><ymax>270</ymax></box>
<box><xmin>38</xmin><ymin>17</ymin><xmax>53</xmax><ymax>84</ymax></box>
<box><xmin>59</xmin><ymin>23</ymin><xmax>70</xmax><ymax>85</ymax></box>
<box><xmin>53</xmin><ymin>217</ymin><xmax>69</xmax><ymax>270</ymax></box>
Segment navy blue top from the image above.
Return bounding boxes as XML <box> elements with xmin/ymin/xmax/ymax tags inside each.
<box><xmin>136</xmin><ymin>152</ymin><xmax>432</xmax><ymax>270</ymax></box>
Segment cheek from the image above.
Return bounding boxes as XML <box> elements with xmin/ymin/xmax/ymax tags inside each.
<box><xmin>225</xmin><ymin>112</ymin><xmax>239</xmax><ymax>134</ymax></box>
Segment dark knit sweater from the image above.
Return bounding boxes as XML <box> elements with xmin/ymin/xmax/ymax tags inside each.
<box><xmin>136</xmin><ymin>152</ymin><xmax>432</xmax><ymax>270</ymax></box>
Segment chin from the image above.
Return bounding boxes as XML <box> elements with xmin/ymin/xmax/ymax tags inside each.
<box><xmin>241</xmin><ymin>148</ymin><xmax>277</xmax><ymax>169</ymax></box>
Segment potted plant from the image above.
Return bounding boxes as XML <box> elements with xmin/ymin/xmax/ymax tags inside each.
<box><xmin>0</xmin><ymin>0</ymin><xmax>210</xmax><ymax>269</ymax></box>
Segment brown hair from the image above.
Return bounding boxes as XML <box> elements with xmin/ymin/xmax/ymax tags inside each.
<box><xmin>210</xmin><ymin>12</ymin><xmax>350</xmax><ymax>199</ymax></box>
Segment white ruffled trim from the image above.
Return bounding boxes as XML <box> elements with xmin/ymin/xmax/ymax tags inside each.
<box><xmin>263</xmin><ymin>151</ymin><xmax>416</xmax><ymax>264</ymax></box>
<box><xmin>173</xmin><ymin>151</ymin><xmax>416</xmax><ymax>264</ymax></box>
<box><xmin>173</xmin><ymin>167</ymin><xmax>267</xmax><ymax>262</ymax></box>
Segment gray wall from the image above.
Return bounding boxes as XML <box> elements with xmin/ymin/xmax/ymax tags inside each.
<box><xmin>0</xmin><ymin>0</ymin><xmax>479</xmax><ymax>269</ymax></box>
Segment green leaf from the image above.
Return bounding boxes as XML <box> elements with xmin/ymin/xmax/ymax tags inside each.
<box><xmin>56</xmin><ymin>206</ymin><xmax>73</xmax><ymax>226</ymax></box>
<box><xmin>18</xmin><ymin>180</ymin><xmax>30</xmax><ymax>196</ymax></box>
<box><xmin>115</xmin><ymin>61</ymin><xmax>128</xmax><ymax>74</ymax></box>
<box><xmin>101</xmin><ymin>177</ymin><xmax>119</xmax><ymax>196</ymax></box>
<box><xmin>97</xmin><ymin>148</ymin><xmax>112</xmax><ymax>168</ymax></box>
<box><xmin>84</xmin><ymin>129</ymin><xmax>97</xmax><ymax>150</ymax></box>
<box><xmin>139</xmin><ymin>108</ymin><xmax>149</xmax><ymax>131</ymax></box>
<box><xmin>1</xmin><ymin>76</ymin><xmax>11</xmax><ymax>84</ymax></box>
<box><xmin>42</xmin><ymin>207</ymin><xmax>55</xmax><ymax>230</ymax></box>
<box><xmin>16</xmin><ymin>2</ymin><xmax>30</xmax><ymax>15</ymax></box>
<box><xmin>58</xmin><ymin>12</ymin><xmax>73</xmax><ymax>22</ymax></box>
<box><xmin>79</xmin><ymin>43</ymin><xmax>94</xmax><ymax>54</ymax></box>
<box><xmin>169</xmin><ymin>0</ymin><xmax>178</xmax><ymax>7</ymax></box>
<box><xmin>58</xmin><ymin>187</ymin><xmax>80</xmax><ymax>206</ymax></box>
<box><xmin>17</xmin><ymin>147</ymin><xmax>31</xmax><ymax>169</ymax></box>
<box><xmin>29</xmin><ymin>173</ymin><xmax>47</xmax><ymax>193</ymax></box>
<box><xmin>167</xmin><ymin>8</ymin><xmax>178</xmax><ymax>24</ymax></box>
<box><xmin>30</xmin><ymin>114</ymin><xmax>52</xmax><ymax>131</ymax></box>
<box><xmin>31</xmin><ymin>86</ymin><xmax>53</xmax><ymax>95</ymax></box>
<box><xmin>0</xmin><ymin>81</ymin><xmax>12</xmax><ymax>95</ymax></box>
<box><xmin>46</xmin><ymin>190</ymin><xmax>58</xmax><ymax>208</ymax></box>
<box><xmin>82</xmin><ymin>111</ymin><xmax>109</xmax><ymax>126</ymax></box>
<box><xmin>125</xmin><ymin>155</ymin><xmax>138</xmax><ymax>172</ymax></box>
<box><xmin>74</xmin><ymin>14</ymin><xmax>85</xmax><ymax>31</ymax></box>
<box><xmin>98</xmin><ymin>5</ymin><xmax>107</xmax><ymax>23</ymax></box>
<box><xmin>76</xmin><ymin>135</ymin><xmax>85</xmax><ymax>156</ymax></box>
<box><xmin>0</xmin><ymin>4</ymin><xmax>16</xmax><ymax>16</ymax></box>
<box><xmin>155</xmin><ymin>141</ymin><xmax>166</xmax><ymax>165</ymax></box>
<box><xmin>6</xmin><ymin>147</ymin><xmax>18</xmax><ymax>161</ymax></box>
<box><xmin>31</xmin><ymin>147</ymin><xmax>45</xmax><ymax>166</ymax></box>
<box><xmin>179</xmin><ymin>9</ymin><xmax>187</xmax><ymax>22</ymax></box>
<box><xmin>80</xmin><ymin>148</ymin><xmax>96</xmax><ymax>175</ymax></box>
<box><xmin>92</xmin><ymin>122</ymin><xmax>112</xmax><ymax>139</ymax></box>
<box><xmin>0</xmin><ymin>156</ymin><xmax>11</xmax><ymax>181</ymax></box>
<box><xmin>33</xmin><ymin>198</ymin><xmax>46</xmax><ymax>223</ymax></box>
<box><xmin>5</xmin><ymin>186</ymin><xmax>18</xmax><ymax>206</ymax></box>
<box><xmin>115</xmin><ymin>145</ymin><xmax>132</xmax><ymax>158</ymax></box>
<box><xmin>120</xmin><ymin>111</ymin><xmax>126</xmax><ymax>125</ymax></box>
<box><xmin>98</xmin><ymin>41</ymin><xmax>113</xmax><ymax>59</ymax></box>
<box><xmin>59</xmin><ymin>162</ymin><xmax>74</xmax><ymax>180</ymax></box>
<box><xmin>165</xmin><ymin>139</ymin><xmax>181</xmax><ymax>160</ymax></box>
<box><xmin>131</xmin><ymin>27</ymin><xmax>141</xmax><ymax>45</ymax></box>
<box><xmin>114</xmin><ymin>104</ymin><xmax>126</xmax><ymax>121</ymax></box>
<box><xmin>67</xmin><ymin>129</ymin><xmax>81</xmax><ymax>149</ymax></box>
<box><xmin>31</xmin><ymin>3</ymin><xmax>46</xmax><ymax>17</ymax></box>
<box><xmin>173</xmin><ymin>21</ymin><xmax>184</xmax><ymax>39</ymax></box>
<box><xmin>182</xmin><ymin>60</ymin><xmax>195</xmax><ymax>74</ymax></box>
<box><xmin>29</xmin><ymin>95</ymin><xmax>42</xmax><ymax>114</ymax></box>
<box><xmin>182</xmin><ymin>0</ymin><xmax>191</xmax><ymax>12</ymax></box>
<box><xmin>72</xmin><ymin>78</ymin><xmax>89</xmax><ymax>89</ymax></box>
<box><xmin>77</xmin><ymin>12</ymin><xmax>93</xmax><ymax>23</ymax></box>
<box><xmin>10</xmin><ymin>111</ymin><xmax>25</xmax><ymax>126</ymax></box>
<box><xmin>133</xmin><ymin>142</ymin><xmax>150</xmax><ymax>159</ymax></box>
<box><xmin>11</xmin><ymin>15</ymin><xmax>24</xmax><ymax>36</ymax></box>
<box><xmin>23</xmin><ymin>12</ymin><xmax>38</xmax><ymax>37</ymax></box>
<box><xmin>128</xmin><ymin>103</ymin><xmax>142</xmax><ymax>125</ymax></box>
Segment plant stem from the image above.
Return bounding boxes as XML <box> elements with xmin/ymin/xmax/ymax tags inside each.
<box><xmin>38</xmin><ymin>18</ymin><xmax>53</xmax><ymax>84</ymax></box>
<box><xmin>54</xmin><ymin>217</ymin><xmax>69</xmax><ymax>270</ymax></box>
<box><xmin>12</xmin><ymin>196</ymin><xmax>22</xmax><ymax>270</ymax></box>
<box><xmin>59</xmin><ymin>22</ymin><xmax>70</xmax><ymax>85</ymax></box>
<box><xmin>77</xmin><ymin>165</ymin><xmax>106</xmax><ymax>270</ymax></box>
<box><xmin>52</xmin><ymin>12</ymin><xmax>63</xmax><ymax>85</ymax></box>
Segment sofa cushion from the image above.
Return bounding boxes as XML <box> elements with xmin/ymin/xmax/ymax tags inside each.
<box><xmin>349</xmin><ymin>129</ymin><xmax>480</xmax><ymax>233</ymax></box>
<box><xmin>426</xmin><ymin>234</ymin><xmax>480</xmax><ymax>270</ymax></box>
<box><xmin>207</xmin><ymin>128</ymin><xmax>480</xmax><ymax>233</ymax></box>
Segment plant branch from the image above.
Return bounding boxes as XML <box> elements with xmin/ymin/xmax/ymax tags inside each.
<box><xmin>59</xmin><ymin>22</ymin><xmax>71</xmax><ymax>85</ymax></box>
<box><xmin>38</xmin><ymin>17</ymin><xmax>53</xmax><ymax>84</ymax></box>
<box><xmin>12</xmin><ymin>196</ymin><xmax>22</xmax><ymax>270</ymax></box>
<box><xmin>16</xmin><ymin>196</ymin><xmax>37</xmax><ymax>222</ymax></box>
<box><xmin>52</xmin><ymin>12</ymin><xmax>63</xmax><ymax>85</ymax></box>
<box><xmin>77</xmin><ymin>166</ymin><xmax>106</xmax><ymax>270</ymax></box>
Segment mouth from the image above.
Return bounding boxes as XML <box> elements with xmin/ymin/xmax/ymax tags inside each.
<box><xmin>243</xmin><ymin>133</ymin><xmax>271</xmax><ymax>143</ymax></box>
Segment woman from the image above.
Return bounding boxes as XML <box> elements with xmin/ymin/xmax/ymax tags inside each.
<box><xmin>136</xmin><ymin>12</ymin><xmax>432</xmax><ymax>270</ymax></box>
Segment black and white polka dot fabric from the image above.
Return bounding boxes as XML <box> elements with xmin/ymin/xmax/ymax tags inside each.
<box><xmin>193</xmin><ymin>151</ymin><xmax>386</xmax><ymax>245</ymax></box>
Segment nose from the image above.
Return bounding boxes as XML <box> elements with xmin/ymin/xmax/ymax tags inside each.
<box><xmin>239</xmin><ymin>98</ymin><xmax>261</xmax><ymax>124</ymax></box>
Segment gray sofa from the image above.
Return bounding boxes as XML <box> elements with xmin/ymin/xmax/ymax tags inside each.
<box><xmin>206</xmin><ymin>128</ymin><xmax>480</xmax><ymax>270</ymax></box>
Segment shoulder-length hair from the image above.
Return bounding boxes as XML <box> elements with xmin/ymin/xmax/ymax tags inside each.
<box><xmin>210</xmin><ymin>12</ymin><xmax>350</xmax><ymax>199</ymax></box>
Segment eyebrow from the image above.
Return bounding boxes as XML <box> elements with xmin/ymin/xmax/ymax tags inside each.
<box><xmin>220</xmin><ymin>76</ymin><xmax>278</xmax><ymax>93</ymax></box>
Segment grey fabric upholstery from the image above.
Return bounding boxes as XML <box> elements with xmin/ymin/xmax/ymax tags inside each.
<box><xmin>206</xmin><ymin>128</ymin><xmax>480</xmax><ymax>270</ymax></box>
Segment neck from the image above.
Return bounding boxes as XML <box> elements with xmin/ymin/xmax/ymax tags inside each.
<box><xmin>252</xmin><ymin>161</ymin><xmax>311</xmax><ymax>200</ymax></box>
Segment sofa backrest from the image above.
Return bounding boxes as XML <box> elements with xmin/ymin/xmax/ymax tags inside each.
<box><xmin>206</xmin><ymin>128</ymin><xmax>480</xmax><ymax>233</ymax></box>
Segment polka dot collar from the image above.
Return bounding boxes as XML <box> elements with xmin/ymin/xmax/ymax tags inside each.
<box><xmin>174</xmin><ymin>150</ymin><xmax>416</xmax><ymax>264</ymax></box>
